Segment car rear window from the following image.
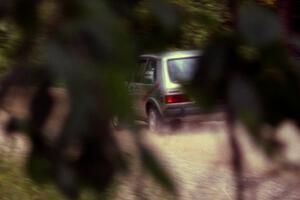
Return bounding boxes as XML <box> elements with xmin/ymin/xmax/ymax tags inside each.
<box><xmin>167</xmin><ymin>56</ymin><xmax>200</xmax><ymax>83</ymax></box>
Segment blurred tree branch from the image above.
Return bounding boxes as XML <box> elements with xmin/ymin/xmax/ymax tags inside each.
<box><xmin>0</xmin><ymin>0</ymin><xmax>299</xmax><ymax>200</ymax></box>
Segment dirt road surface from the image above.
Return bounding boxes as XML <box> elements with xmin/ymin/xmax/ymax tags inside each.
<box><xmin>0</xmin><ymin>88</ymin><xmax>300</xmax><ymax>199</ymax></box>
<box><xmin>112</xmin><ymin>122</ymin><xmax>300</xmax><ymax>200</ymax></box>
<box><xmin>1</xmin><ymin>118</ymin><xmax>300</xmax><ymax>200</ymax></box>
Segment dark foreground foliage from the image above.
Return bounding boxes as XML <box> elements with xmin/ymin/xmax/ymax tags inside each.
<box><xmin>0</xmin><ymin>0</ymin><xmax>299</xmax><ymax>200</ymax></box>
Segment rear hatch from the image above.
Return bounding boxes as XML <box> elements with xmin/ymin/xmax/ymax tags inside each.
<box><xmin>164</xmin><ymin>56</ymin><xmax>200</xmax><ymax>104</ymax></box>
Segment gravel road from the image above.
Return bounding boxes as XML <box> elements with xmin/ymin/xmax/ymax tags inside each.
<box><xmin>113</xmin><ymin>122</ymin><xmax>300</xmax><ymax>200</ymax></box>
<box><xmin>1</xmin><ymin>88</ymin><xmax>300</xmax><ymax>199</ymax></box>
<box><xmin>1</xmin><ymin>119</ymin><xmax>300</xmax><ymax>200</ymax></box>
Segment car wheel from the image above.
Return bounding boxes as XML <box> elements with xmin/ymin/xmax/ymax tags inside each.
<box><xmin>148</xmin><ymin>107</ymin><xmax>163</xmax><ymax>132</ymax></box>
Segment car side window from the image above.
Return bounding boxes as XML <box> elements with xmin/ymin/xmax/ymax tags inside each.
<box><xmin>133</xmin><ymin>58</ymin><xmax>148</xmax><ymax>83</ymax></box>
<box><xmin>142</xmin><ymin>58</ymin><xmax>157</xmax><ymax>84</ymax></box>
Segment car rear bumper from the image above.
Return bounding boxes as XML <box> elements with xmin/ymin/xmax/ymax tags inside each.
<box><xmin>163</xmin><ymin>106</ymin><xmax>200</xmax><ymax>117</ymax></box>
<box><xmin>162</xmin><ymin>104</ymin><xmax>225</xmax><ymax>122</ymax></box>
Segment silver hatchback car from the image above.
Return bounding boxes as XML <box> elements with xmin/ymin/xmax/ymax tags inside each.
<box><xmin>128</xmin><ymin>50</ymin><xmax>208</xmax><ymax>131</ymax></box>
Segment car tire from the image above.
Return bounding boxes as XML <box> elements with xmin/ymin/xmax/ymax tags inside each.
<box><xmin>148</xmin><ymin>107</ymin><xmax>163</xmax><ymax>132</ymax></box>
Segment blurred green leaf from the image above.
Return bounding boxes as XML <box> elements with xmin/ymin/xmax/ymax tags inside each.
<box><xmin>140</xmin><ymin>145</ymin><xmax>177</xmax><ymax>196</ymax></box>
<box><xmin>238</xmin><ymin>3</ymin><xmax>282</xmax><ymax>46</ymax></box>
<box><xmin>228</xmin><ymin>76</ymin><xmax>262</xmax><ymax>134</ymax></box>
<box><xmin>27</xmin><ymin>151</ymin><xmax>52</xmax><ymax>184</ymax></box>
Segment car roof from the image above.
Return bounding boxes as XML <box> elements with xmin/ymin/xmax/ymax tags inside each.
<box><xmin>140</xmin><ymin>50</ymin><xmax>202</xmax><ymax>60</ymax></box>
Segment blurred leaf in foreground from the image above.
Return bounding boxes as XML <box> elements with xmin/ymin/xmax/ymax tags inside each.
<box><xmin>139</xmin><ymin>144</ymin><xmax>177</xmax><ymax>196</ymax></box>
<box><xmin>187</xmin><ymin>2</ymin><xmax>299</xmax><ymax>157</ymax></box>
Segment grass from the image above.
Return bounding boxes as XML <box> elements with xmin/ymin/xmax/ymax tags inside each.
<box><xmin>0</xmin><ymin>134</ymin><xmax>174</xmax><ymax>200</ymax></box>
<box><xmin>0</xmin><ymin>156</ymin><xmax>120</xmax><ymax>200</ymax></box>
<box><xmin>0</xmin><ymin>156</ymin><xmax>66</xmax><ymax>200</ymax></box>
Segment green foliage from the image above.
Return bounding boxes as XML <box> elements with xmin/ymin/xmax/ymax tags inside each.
<box><xmin>187</xmin><ymin>2</ymin><xmax>300</xmax><ymax>157</ymax></box>
<box><xmin>1</xmin><ymin>0</ymin><xmax>299</xmax><ymax>200</ymax></box>
<box><xmin>173</xmin><ymin>0</ymin><xmax>227</xmax><ymax>48</ymax></box>
<box><xmin>0</xmin><ymin>0</ymin><xmax>184</xmax><ymax>199</ymax></box>
<box><xmin>0</xmin><ymin>20</ymin><xmax>20</xmax><ymax>76</ymax></box>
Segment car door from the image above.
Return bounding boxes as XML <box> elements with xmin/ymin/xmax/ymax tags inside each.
<box><xmin>129</xmin><ymin>57</ymin><xmax>148</xmax><ymax>119</ymax></box>
<box><xmin>138</xmin><ymin>58</ymin><xmax>158</xmax><ymax>120</ymax></box>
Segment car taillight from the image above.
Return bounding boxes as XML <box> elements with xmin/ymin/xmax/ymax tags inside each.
<box><xmin>165</xmin><ymin>94</ymin><xmax>191</xmax><ymax>104</ymax></box>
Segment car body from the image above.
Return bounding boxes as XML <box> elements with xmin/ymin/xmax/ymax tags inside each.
<box><xmin>128</xmin><ymin>50</ymin><xmax>221</xmax><ymax>131</ymax></box>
